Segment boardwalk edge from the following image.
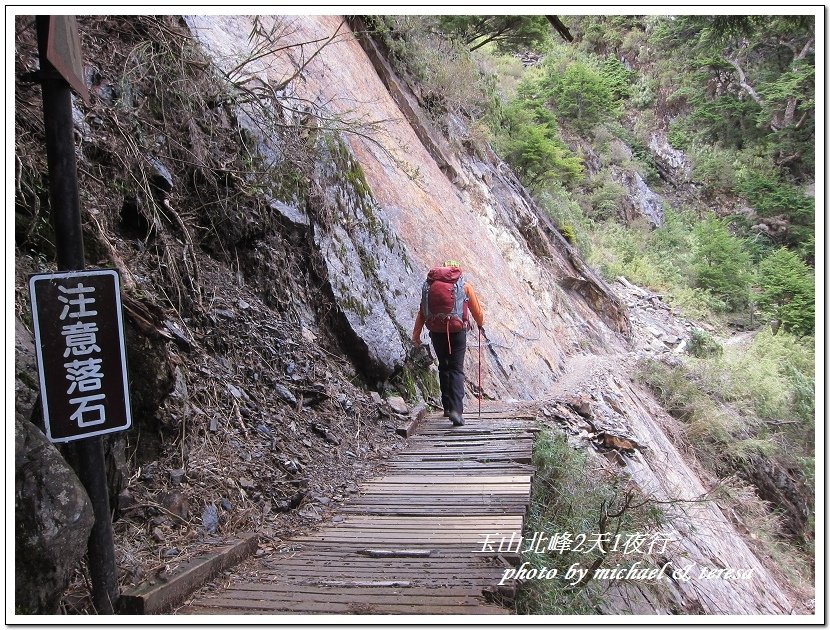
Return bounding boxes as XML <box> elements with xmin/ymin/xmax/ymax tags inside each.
<box><xmin>120</xmin><ymin>533</ymin><xmax>259</xmax><ymax>614</ymax></box>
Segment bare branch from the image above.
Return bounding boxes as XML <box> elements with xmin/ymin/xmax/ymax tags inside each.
<box><xmin>274</xmin><ymin>20</ymin><xmax>347</xmax><ymax>91</ymax></box>
<box><xmin>723</xmin><ymin>55</ymin><xmax>764</xmax><ymax>106</ymax></box>
<box><xmin>794</xmin><ymin>37</ymin><xmax>814</xmax><ymax>61</ymax></box>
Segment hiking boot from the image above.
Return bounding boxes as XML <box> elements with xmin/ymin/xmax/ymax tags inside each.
<box><xmin>448</xmin><ymin>411</ymin><xmax>464</xmax><ymax>426</ymax></box>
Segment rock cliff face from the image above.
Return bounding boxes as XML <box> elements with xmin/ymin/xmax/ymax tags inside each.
<box><xmin>183</xmin><ymin>15</ymin><xmax>795</xmax><ymax>614</ymax></box>
<box><xmin>186</xmin><ymin>15</ymin><xmax>630</xmax><ymax>402</ymax></box>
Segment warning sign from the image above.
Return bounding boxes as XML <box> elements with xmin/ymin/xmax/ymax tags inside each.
<box><xmin>29</xmin><ymin>269</ymin><xmax>132</xmax><ymax>443</ymax></box>
<box><xmin>45</xmin><ymin>15</ymin><xmax>90</xmax><ymax>104</ymax></box>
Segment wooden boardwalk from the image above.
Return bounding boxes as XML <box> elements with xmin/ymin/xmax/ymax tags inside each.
<box><xmin>178</xmin><ymin>402</ymin><xmax>538</xmax><ymax>615</ymax></box>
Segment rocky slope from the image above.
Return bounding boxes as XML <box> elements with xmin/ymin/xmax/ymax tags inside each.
<box><xmin>13</xmin><ymin>14</ymin><xmax>806</xmax><ymax>615</ymax></box>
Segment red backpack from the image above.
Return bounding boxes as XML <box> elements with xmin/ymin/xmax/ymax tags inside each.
<box><xmin>421</xmin><ymin>267</ymin><xmax>469</xmax><ymax>333</ymax></box>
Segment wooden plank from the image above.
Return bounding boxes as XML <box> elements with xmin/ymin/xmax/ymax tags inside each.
<box><xmin>213</xmin><ymin>589</ymin><xmax>489</xmax><ymax>605</ymax></box>
<box><xmin>227</xmin><ymin>583</ymin><xmax>489</xmax><ymax>596</ymax></box>
<box><xmin>340</xmin><ymin>515</ymin><xmax>523</xmax><ymax>523</ymax></box>
<box><xmin>356</xmin><ymin>548</ymin><xmax>433</xmax><ymax>558</ymax></box>
<box><xmin>358</xmin><ymin>488</ymin><xmax>529</xmax><ymax>495</ymax></box>
<box><xmin>339</xmin><ymin>511</ymin><xmax>527</xmax><ymax>517</ymax></box>
<box><xmin>252</xmin><ymin>571</ymin><xmax>506</xmax><ymax>581</ymax></box>
<box><xmin>180</xmin><ymin>601</ymin><xmax>510</xmax><ymax>615</ymax></box>
<box><xmin>360</xmin><ymin>482</ymin><xmax>530</xmax><ymax>494</ymax></box>
<box><xmin>362</xmin><ymin>475</ymin><xmax>531</xmax><ymax>482</ymax></box>
<box><xmin>256</xmin><ymin>562</ymin><xmax>511</xmax><ymax>573</ymax></box>
<box><xmin>292</xmin><ymin>537</ymin><xmax>508</xmax><ymax>545</ymax></box>
<box><xmin>121</xmin><ymin>533</ymin><xmax>258</xmax><ymax>614</ymax></box>
<box><xmin>255</xmin><ymin>564</ymin><xmax>505</xmax><ymax>575</ymax></box>
<box><xmin>397</xmin><ymin>402</ymin><xmax>427</xmax><ymax>437</ymax></box>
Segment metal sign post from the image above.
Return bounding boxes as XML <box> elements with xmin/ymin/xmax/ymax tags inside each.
<box><xmin>34</xmin><ymin>15</ymin><xmax>120</xmax><ymax>614</ymax></box>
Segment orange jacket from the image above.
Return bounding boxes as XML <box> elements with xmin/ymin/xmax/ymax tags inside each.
<box><xmin>412</xmin><ymin>282</ymin><xmax>484</xmax><ymax>345</ymax></box>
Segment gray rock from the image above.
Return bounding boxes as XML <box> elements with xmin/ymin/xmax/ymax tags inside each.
<box><xmin>336</xmin><ymin>393</ymin><xmax>353</xmax><ymax>411</ymax></box>
<box><xmin>141</xmin><ymin>463</ymin><xmax>156</xmax><ymax>482</ymax></box>
<box><xmin>162</xmin><ymin>491</ymin><xmax>189</xmax><ymax>519</ymax></box>
<box><xmin>649</xmin><ymin>132</ymin><xmax>692</xmax><ymax>186</ymax></box>
<box><xmin>273</xmin><ymin>384</ymin><xmax>297</xmax><ymax>406</ymax></box>
<box><xmin>226</xmin><ymin>383</ymin><xmax>245</xmax><ymax>400</ymax></box>
<box><xmin>169</xmin><ymin>468</ymin><xmax>186</xmax><ymax>485</ymax></box>
<box><xmin>146</xmin><ymin>156</ymin><xmax>174</xmax><ymax>195</ymax></box>
<box><xmin>117</xmin><ymin>488</ymin><xmax>135</xmax><ymax>512</ymax></box>
<box><xmin>267</xmin><ymin>197</ymin><xmax>310</xmax><ymax>228</ymax></box>
<box><xmin>220</xmin><ymin>498</ymin><xmax>233</xmax><ymax>511</ymax></box>
<box><xmin>369</xmin><ymin>391</ymin><xmax>383</xmax><ymax>405</ymax></box>
<box><xmin>163</xmin><ymin>320</ymin><xmax>193</xmax><ymax>350</ymax></box>
<box><xmin>387</xmin><ymin>395</ymin><xmax>409</xmax><ymax>415</ymax></box>
<box><xmin>311</xmin><ymin>423</ymin><xmax>341</xmax><ymax>445</ymax></box>
<box><xmin>15</xmin><ymin>418</ymin><xmax>94</xmax><ymax>614</ymax></box>
<box><xmin>201</xmin><ymin>504</ymin><xmax>219</xmax><ymax>534</ymax></box>
<box><xmin>612</xmin><ymin>168</ymin><xmax>664</xmax><ymax>227</ymax></box>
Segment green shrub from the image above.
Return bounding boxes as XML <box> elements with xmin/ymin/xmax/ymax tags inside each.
<box><xmin>587</xmin><ymin>172</ymin><xmax>627</xmax><ymax>220</ymax></box>
<box><xmin>559</xmin><ymin>224</ymin><xmax>576</xmax><ymax>244</ymax></box>
<box><xmin>598</xmin><ymin>55</ymin><xmax>635</xmax><ymax>100</ymax></box>
<box><xmin>543</xmin><ymin>60</ymin><xmax>622</xmax><ymax>132</ymax></box>
<box><xmin>735</xmin><ymin>169</ymin><xmax>815</xmax><ymax>256</ymax></box>
<box><xmin>631</xmin><ymin>75</ymin><xmax>656</xmax><ymax>109</ymax></box>
<box><xmin>517</xmin><ymin>430</ymin><xmax>662</xmax><ymax>614</ymax></box>
<box><xmin>708</xmin><ymin>330</ymin><xmax>814</xmax><ymax>430</ymax></box>
<box><xmin>691</xmin><ymin>218</ymin><xmax>753</xmax><ymax>311</ymax></box>
<box><xmin>666</xmin><ymin>118</ymin><xmax>693</xmax><ymax>151</ymax></box>
<box><xmin>687</xmin><ymin>328</ymin><xmax>723</xmax><ymax>357</ymax></box>
<box><xmin>756</xmin><ymin>248</ymin><xmax>815</xmax><ymax>336</ymax></box>
<box><xmin>589</xmin><ymin>218</ymin><xmax>682</xmax><ymax>292</ymax></box>
<box><xmin>537</xmin><ymin>185</ymin><xmax>593</xmax><ymax>256</ymax></box>
<box><xmin>736</xmin><ymin>170</ymin><xmax>814</xmax><ymax>220</ymax></box>
<box><xmin>439</xmin><ymin>15</ymin><xmax>553</xmax><ymax>55</ymax></box>
<box><xmin>641</xmin><ymin>329</ymin><xmax>814</xmax><ymax>461</ymax></box>
<box><xmin>668</xmin><ymin>286</ymin><xmax>727</xmax><ymax>321</ymax></box>
<box><xmin>689</xmin><ymin>144</ymin><xmax>737</xmax><ymax>195</ymax></box>
<box><xmin>376</xmin><ymin>16</ymin><xmax>491</xmax><ymax>130</ymax></box>
<box><xmin>492</xmin><ymin>99</ymin><xmax>584</xmax><ymax>189</ymax></box>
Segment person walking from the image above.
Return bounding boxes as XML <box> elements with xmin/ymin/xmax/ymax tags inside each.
<box><xmin>412</xmin><ymin>260</ymin><xmax>484</xmax><ymax>426</ymax></box>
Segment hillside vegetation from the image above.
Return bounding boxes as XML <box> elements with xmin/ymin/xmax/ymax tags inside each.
<box><xmin>372</xmin><ymin>13</ymin><xmax>816</xmax><ymax>609</ymax></box>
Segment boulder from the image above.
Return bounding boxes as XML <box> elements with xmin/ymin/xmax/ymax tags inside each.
<box><xmin>386</xmin><ymin>396</ymin><xmax>409</xmax><ymax>415</ymax></box>
<box><xmin>613</xmin><ymin>168</ymin><xmax>664</xmax><ymax>227</ymax></box>
<box><xmin>15</xmin><ymin>418</ymin><xmax>94</xmax><ymax>613</ymax></box>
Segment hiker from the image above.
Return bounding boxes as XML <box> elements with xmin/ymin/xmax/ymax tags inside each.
<box><xmin>412</xmin><ymin>260</ymin><xmax>485</xmax><ymax>426</ymax></box>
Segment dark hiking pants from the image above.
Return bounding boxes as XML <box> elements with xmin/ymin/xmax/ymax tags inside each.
<box><xmin>430</xmin><ymin>330</ymin><xmax>467</xmax><ymax>416</ymax></box>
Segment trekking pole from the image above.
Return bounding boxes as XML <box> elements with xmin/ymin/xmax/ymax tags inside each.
<box><xmin>478</xmin><ymin>326</ymin><xmax>482</xmax><ymax>421</ymax></box>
